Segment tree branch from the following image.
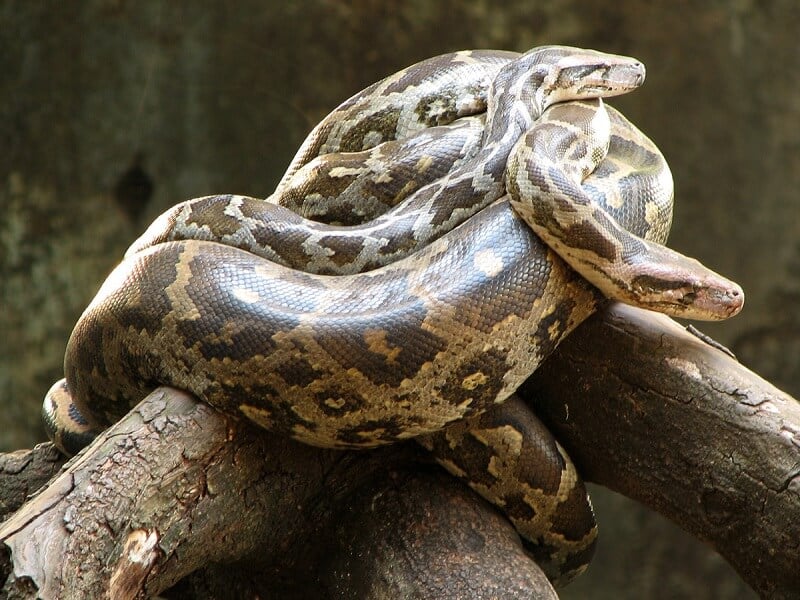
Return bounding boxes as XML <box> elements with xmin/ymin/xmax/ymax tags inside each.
<box><xmin>0</xmin><ymin>389</ymin><xmax>555</xmax><ymax>599</ymax></box>
<box><xmin>0</xmin><ymin>444</ymin><xmax>64</xmax><ymax>520</ymax></box>
<box><xmin>522</xmin><ymin>302</ymin><xmax>800</xmax><ymax>599</ymax></box>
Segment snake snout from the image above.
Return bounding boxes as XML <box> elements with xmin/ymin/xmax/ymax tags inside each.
<box><xmin>718</xmin><ymin>283</ymin><xmax>745</xmax><ymax>318</ymax></box>
<box><xmin>683</xmin><ymin>279</ymin><xmax>745</xmax><ymax>321</ymax></box>
<box><xmin>632</xmin><ymin>64</ymin><xmax>646</xmax><ymax>86</ymax></box>
<box><xmin>612</xmin><ymin>60</ymin><xmax>646</xmax><ymax>90</ymax></box>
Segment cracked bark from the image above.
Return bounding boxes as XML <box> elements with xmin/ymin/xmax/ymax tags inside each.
<box><xmin>1</xmin><ymin>303</ymin><xmax>797</xmax><ymax>598</ymax></box>
<box><xmin>522</xmin><ymin>303</ymin><xmax>800</xmax><ymax>599</ymax></box>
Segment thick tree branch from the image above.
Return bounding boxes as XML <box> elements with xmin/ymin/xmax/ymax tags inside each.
<box><xmin>523</xmin><ymin>302</ymin><xmax>800</xmax><ymax>599</ymax></box>
<box><xmin>1</xmin><ymin>303</ymin><xmax>797</xmax><ymax>598</ymax></box>
<box><xmin>0</xmin><ymin>389</ymin><xmax>554</xmax><ymax>599</ymax></box>
<box><xmin>0</xmin><ymin>444</ymin><xmax>64</xmax><ymax>520</ymax></box>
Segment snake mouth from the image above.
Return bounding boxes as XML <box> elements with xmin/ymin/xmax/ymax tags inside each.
<box><xmin>578</xmin><ymin>84</ymin><xmax>615</xmax><ymax>95</ymax></box>
<box><xmin>572</xmin><ymin>71</ymin><xmax>645</xmax><ymax>97</ymax></box>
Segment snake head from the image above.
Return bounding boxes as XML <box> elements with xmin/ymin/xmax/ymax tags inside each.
<box><xmin>526</xmin><ymin>46</ymin><xmax>647</xmax><ymax>102</ymax></box>
<box><xmin>626</xmin><ymin>251</ymin><xmax>745</xmax><ymax>321</ymax></box>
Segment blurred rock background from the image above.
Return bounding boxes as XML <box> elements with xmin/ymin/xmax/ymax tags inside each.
<box><xmin>2</xmin><ymin>1</ymin><xmax>797</xmax><ymax>598</ymax></box>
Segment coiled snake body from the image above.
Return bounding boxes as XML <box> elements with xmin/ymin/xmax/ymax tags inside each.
<box><xmin>128</xmin><ymin>46</ymin><xmax>647</xmax><ymax>275</ymax></box>
<box><xmin>43</xmin><ymin>46</ymin><xmax>744</xmax><ymax>583</ymax></box>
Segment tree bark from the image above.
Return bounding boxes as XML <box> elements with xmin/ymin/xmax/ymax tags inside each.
<box><xmin>522</xmin><ymin>302</ymin><xmax>800</xmax><ymax>599</ymax></box>
<box><xmin>0</xmin><ymin>390</ymin><xmax>555</xmax><ymax>599</ymax></box>
<box><xmin>1</xmin><ymin>303</ymin><xmax>797</xmax><ymax>598</ymax></box>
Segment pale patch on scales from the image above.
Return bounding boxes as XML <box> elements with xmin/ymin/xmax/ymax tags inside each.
<box><xmin>230</xmin><ymin>286</ymin><xmax>260</xmax><ymax>305</ymax></box>
<box><xmin>239</xmin><ymin>404</ymin><xmax>274</xmax><ymax>429</ymax></box>
<box><xmin>328</xmin><ymin>166</ymin><xmax>367</xmax><ymax>179</ymax></box>
<box><xmin>461</xmin><ymin>371</ymin><xmax>489</xmax><ymax>390</ymax></box>
<box><xmin>363</xmin><ymin>328</ymin><xmax>402</xmax><ymax>364</ymax></box>
<box><xmin>474</xmin><ymin>248</ymin><xmax>505</xmax><ymax>277</ymax></box>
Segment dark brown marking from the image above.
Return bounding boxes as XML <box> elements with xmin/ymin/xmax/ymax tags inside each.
<box><xmin>186</xmin><ymin>195</ymin><xmax>247</xmax><ymax>237</ymax></box>
<box><xmin>334</xmin><ymin>416</ymin><xmax>420</xmax><ymax>446</ymax></box>
<box><xmin>338</xmin><ymin>107</ymin><xmax>402</xmax><ymax>152</ymax></box>
<box><xmin>560</xmin><ymin>220</ymin><xmax>619</xmax><ymax>260</ymax></box>
<box><xmin>314</xmin><ymin>307</ymin><xmax>447</xmax><ymax>388</ymax></box>
<box><xmin>502</xmin><ymin>491</ymin><xmax>538</xmax><ymax>522</ymax></box>
<box><xmin>530</xmin><ymin>296</ymin><xmax>580</xmax><ymax>360</ymax></box>
<box><xmin>313</xmin><ymin>383</ymin><xmax>369</xmax><ymax>417</ymax></box>
<box><xmin>434</xmin><ymin>348</ymin><xmax>508</xmax><ymax>413</ymax></box>
<box><xmin>377</xmin><ymin>217</ymin><xmax>421</xmax><ymax>256</ymax></box>
<box><xmin>382</xmin><ymin>53</ymin><xmax>465</xmax><ymax>95</ymax></box>
<box><xmin>316</xmin><ymin>235</ymin><xmax>366</xmax><ymax>268</ymax></box>
<box><xmin>631</xmin><ymin>274</ymin><xmax>690</xmax><ymax>296</ymax></box>
<box><xmin>414</xmin><ymin>89</ymin><xmax>460</xmax><ymax>126</ymax></box>
<box><xmin>549</xmin><ymin>481</ymin><xmax>598</xmax><ymax>542</ymax></box>
<box><xmin>426</xmin><ymin>178</ymin><xmax>480</xmax><ymax>227</ymax></box>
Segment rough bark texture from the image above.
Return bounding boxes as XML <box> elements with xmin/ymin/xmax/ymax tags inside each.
<box><xmin>0</xmin><ymin>445</ymin><xmax>63</xmax><ymax>518</ymax></box>
<box><xmin>2</xmin><ymin>305</ymin><xmax>797</xmax><ymax>598</ymax></box>
<box><xmin>0</xmin><ymin>389</ymin><xmax>557</xmax><ymax>600</ymax></box>
<box><xmin>3</xmin><ymin>2</ymin><xmax>797</xmax><ymax>597</ymax></box>
<box><xmin>524</xmin><ymin>303</ymin><xmax>800</xmax><ymax>599</ymax></box>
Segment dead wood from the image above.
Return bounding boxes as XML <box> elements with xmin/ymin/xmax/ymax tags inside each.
<box><xmin>523</xmin><ymin>302</ymin><xmax>800</xmax><ymax>599</ymax></box>
<box><xmin>0</xmin><ymin>390</ymin><xmax>555</xmax><ymax>599</ymax></box>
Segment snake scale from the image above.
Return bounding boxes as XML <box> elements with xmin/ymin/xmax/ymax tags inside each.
<box><xmin>42</xmin><ymin>46</ymin><xmax>744</xmax><ymax>584</ymax></box>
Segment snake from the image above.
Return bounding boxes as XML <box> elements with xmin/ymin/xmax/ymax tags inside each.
<box><xmin>275</xmin><ymin>114</ymin><xmax>487</xmax><ymax>226</ymax></box>
<box><xmin>41</xmin><ymin>46</ymin><xmax>745</xmax><ymax>584</ymax></box>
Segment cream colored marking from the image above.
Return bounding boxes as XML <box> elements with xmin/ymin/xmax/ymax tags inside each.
<box><xmin>329</xmin><ymin>165</ymin><xmax>368</xmax><ymax>179</ymax></box>
<box><xmin>415</xmin><ymin>154</ymin><xmax>435</xmax><ymax>173</ymax></box>
<box><xmin>461</xmin><ymin>371</ymin><xmax>488</xmax><ymax>390</ymax></box>
<box><xmin>473</xmin><ymin>248</ymin><xmax>504</xmax><ymax>277</ymax></box>
<box><xmin>479</xmin><ymin>427</ymin><xmax>525</xmax><ymax>479</ymax></box>
<box><xmin>225</xmin><ymin>194</ymin><xmax>247</xmax><ymax>217</ymax></box>
<box><xmin>374</xmin><ymin>170</ymin><xmax>394</xmax><ymax>184</ymax></box>
<box><xmin>596</xmin><ymin>162</ymin><xmax>625</xmax><ymax>209</ymax></box>
<box><xmin>396</xmin><ymin>180</ymin><xmax>418</xmax><ymax>200</ymax></box>
<box><xmin>163</xmin><ymin>245</ymin><xmax>202</xmax><ymax>320</ymax></box>
<box><xmin>434</xmin><ymin>457</ymin><xmax>467</xmax><ymax>479</ymax></box>
<box><xmin>231</xmin><ymin>286</ymin><xmax>260</xmax><ymax>304</ymax></box>
<box><xmin>554</xmin><ymin>445</ymin><xmax>580</xmax><ymax>501</ymax></box>
<box><xmin>451</xmin><ymin>50</ymin><xmax>475</xmax><ymax>65</ymax></box>
<box><xmin>645</xmin><ymin>200</ymin><xmax>660</xmax><ymax>229</ymax></box>
<box><xmin>239</xmin><ymin>404</ymin><xmax>274</xmax><ymax>429</ymax></box>
<box><xmin>324</xmin><ymin>397</ymin><xmax>346</xmax><ymax>409</ymax></box>
<box><xmin>475</xmin><ymin>425</ymin><xmax>523</xmax><ymax>456</ymax></box>
<box><xmin>363</xmin><ymin>328</ymin><xmax>402</xmax><ymax>363</ymax></box>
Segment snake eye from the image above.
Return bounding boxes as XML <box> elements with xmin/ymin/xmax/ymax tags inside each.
<box><xmin>681</xmin><ymin>291</ymin><xmax>697</xmax><ymax>306</ymax></box>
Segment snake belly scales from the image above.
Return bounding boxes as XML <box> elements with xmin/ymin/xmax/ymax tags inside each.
<box><xmin>42</xmin><ymin>46</ymin><xmax>744</xmax><ymax>583</ymax></box>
